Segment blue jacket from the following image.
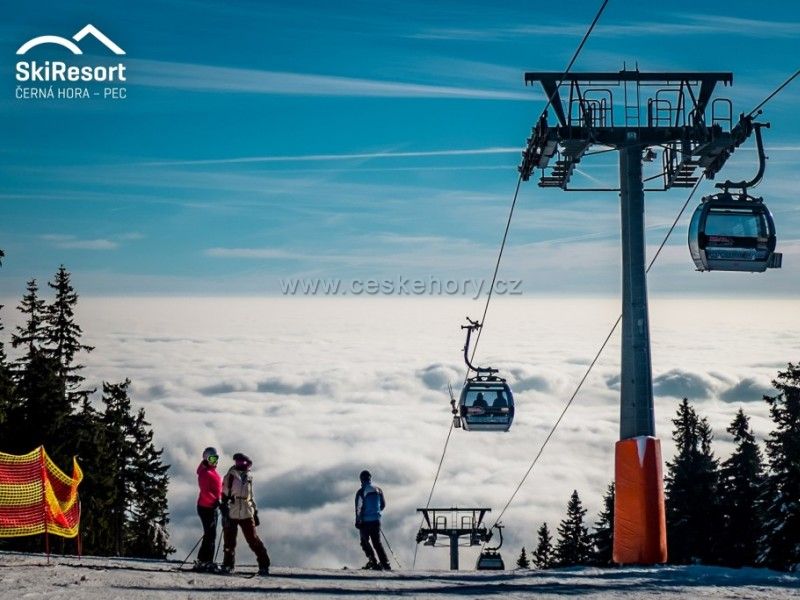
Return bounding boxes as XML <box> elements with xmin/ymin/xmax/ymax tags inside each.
<box><xmin>355</xmin><ymin>483</ymin><xmax>385</xmax><ymax>523</ymax></box>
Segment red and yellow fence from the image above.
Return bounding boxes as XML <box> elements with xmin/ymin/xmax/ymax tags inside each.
<box><xmin>0</xmin><ymin>447</ymin><xmax>83</xmax><ymax>539</ymax></box>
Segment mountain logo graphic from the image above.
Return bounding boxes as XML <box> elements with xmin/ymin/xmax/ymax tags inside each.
<box><xmin>16</xmin><ymin>24</ymin><xmax>125</xmax><ymax>56</ymax></box>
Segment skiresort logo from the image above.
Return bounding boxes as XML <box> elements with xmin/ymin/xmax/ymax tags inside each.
<box><xmin>16</xmin><ymin>24</ymin><xmax>125</xmax><ymax>56</ymax></box>
<box><xmin>15</xmin><ymin>24</ymin><xmax>128</xmax><ymax>101</ymax></box>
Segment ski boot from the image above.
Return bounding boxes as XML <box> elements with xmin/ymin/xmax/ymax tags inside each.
<box><xmin>218</xmin><ymin>565</ymin><xmax>235</xmax><ymax>575</ymax></box>
<box><xmin>257</xmin><ymin>566</ymin><xmax>270</xmax><ymax>576</ymax></box>
<box><xmin>379</xmin><ymin>562</ymin><xmax>392</xmax><ymax>571</ymax></box>
<box><xmin>192</xmin><ymin>560</ymin><xmax>213</xmax><ymax>572</ymax></box>
<box><xmin>362</xmin><ymin>559</ymin><xmax>380</xmax><ymax>570</ymax></box>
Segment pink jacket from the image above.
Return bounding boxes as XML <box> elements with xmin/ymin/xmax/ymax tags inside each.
<box><xmin>196</xmin><ymin>461</ymin><xmax>222</xmax><ymax>508</ymax></box>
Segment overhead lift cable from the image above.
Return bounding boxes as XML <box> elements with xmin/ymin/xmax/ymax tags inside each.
<box><xmin>412</xmin><ymin>0</ymin><xmax>610</xmax><ymax>570</ymax></box>
<box><xmin>484</xmin><ymin>71</ymin><xmax>800</xmax><ymax>532</ymax></box>
<box><xmin>486</xmin><ymin>176</ymin><xmax>704</xmax><ymax>532</ymax></box>
<box><xmin>747</xmin><ymin>69</ymin><xmax>799</xmax><ymax>118</ymax></box>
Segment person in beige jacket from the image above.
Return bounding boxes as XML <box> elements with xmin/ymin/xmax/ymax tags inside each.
<box><xmin>220</xmin><ymin>453</ymin><xmax>270</xmax><ymax>575</ymax></box>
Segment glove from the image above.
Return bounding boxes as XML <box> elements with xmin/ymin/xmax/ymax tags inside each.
<box><xmin>355</xmin><ymin>520</ymin><xmax>363</xmax><ymax>530</ymax></box>
<box><xmin>220</xmin><ymin>503</ymin><xmax>230</xmax><ymax>519</ymax></box>
<box><xmin>254</xmin><ymin>510</ymin><xmax>260</xmax><ymax>527</ymax></box>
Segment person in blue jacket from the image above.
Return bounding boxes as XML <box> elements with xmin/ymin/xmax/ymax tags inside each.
<box><xmin>354</xmin><ymin>470</ymin><xmax>390</xmax><ymax>570</ymax></box>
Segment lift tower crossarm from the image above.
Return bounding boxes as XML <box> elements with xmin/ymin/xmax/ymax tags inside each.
<box><xmin>415</xmin><ymin>507</ymin><xmax>492</xmax><ymax>570</ymax></box>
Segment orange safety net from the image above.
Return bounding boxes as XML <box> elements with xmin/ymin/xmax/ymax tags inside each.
<box><xmin>613</xmin><ymin>436</ymin><xmax>668</xmax><ymax>564</ymax></box>
<box><xmin>0</xmin><ymin>447</ymin><xmax>83</xmax><ymax>538</ymax></box>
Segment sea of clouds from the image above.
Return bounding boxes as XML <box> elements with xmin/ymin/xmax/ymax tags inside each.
<box><xmin>3</xmin><ymin>295</ymin><xmax>794</xmax><ymax>569</ymax></box>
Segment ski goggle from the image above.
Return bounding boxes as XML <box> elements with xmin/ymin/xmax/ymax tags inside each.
<box><xmin>207</xmin><ymin>455</ymin><xmax>219</xmax><ymax>465</ymax></box>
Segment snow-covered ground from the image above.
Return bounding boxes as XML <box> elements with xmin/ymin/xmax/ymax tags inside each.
<box><xmin>1</xmin><ymin>552</ymin><xmax>798</xmax><ymax>599</ymax></box>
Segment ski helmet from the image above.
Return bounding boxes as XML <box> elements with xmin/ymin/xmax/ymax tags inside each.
<box><xmin>202</xmin><ymin>447</ymin><xmax>219</xmax><ymax>465</ymax></box>
<box><xmin>233</xmin><ymin>452</ymin><xmax>253</xmax><ymax>470</ymax></box>
<box><xmin>359</xmin><ymin>470</ymin><xmax>371</xmax><ymax>484</ymax></box>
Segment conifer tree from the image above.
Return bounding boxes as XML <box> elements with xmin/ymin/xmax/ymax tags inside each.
<box><xmin>758</xmin><ymin>363</ymin><xmax>800</xmax><ymax>571</ymax></box>
<box><xmin>593</xmin><ymin>482</ymin><xmax>615</xmax><ymax>566</ymax></box>
<box><xmin>555</xmin><ymin>490</ymin><xmax>594</xmax><ymax>566</ymax></box>
<box><xmin>0</xmin><ymin>258</ymin><xmax>15</xmax><ymax>430</ymax></box>
<box><xmin>10</xmin><ymin>279</ymin><xmax>47</xmax><ymax>366</ymax></box>
<box><xmin>125</xmin><ymin>408</ymin><xmax>174</xmax><ymax>558</ymax></box>
<box><xmin>665</xmin><ymin>399</ymin><xmax>722</xmax><ymax>564</ymax></box>
<box><xmin>718</xmin><ymin>408</ymin><xmax>765</xmax><ymax>567</ymax></box>
<box><xmin>8</xmin><ymin>279</ymin><xmax>75</xmax><ymax>461</ymax></box>
<box><xmin>11</xmin><ymin>351</ymin><xmax>66</xmax><ymax>455</ymax></box>
<box><xmin>516</xmin><ymin>547</ymin><xmax>530</xmax><ymax>569</ymax></box>
<box><xmin>44</xmin><ymin>266</ymin><xmax>94</xmax><ymax>404</ymax></box>
<box><xmin>70</xmin><ymin>398</ymin><xmax>117</xmax><ymax>555</ymax></box>
<box><xmin>102</xmin><ymin>380</ymin><xmax>136</xmax><ymax>555</ymax></box>
<box><xmin>532</xmin><ymin>523</ymin><xmax>555</xmax><ymax>569</ymax></box>
<box><xmin>100</xmin><ymin>380</ymin><xmax>173</xmax><ymax>558</ymax></box>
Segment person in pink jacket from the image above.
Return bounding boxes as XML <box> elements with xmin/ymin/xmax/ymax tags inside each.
<box><xmin>195</xmin><ymin>446</ymin><xmax>222</xmax><ymax>572</ymax></box>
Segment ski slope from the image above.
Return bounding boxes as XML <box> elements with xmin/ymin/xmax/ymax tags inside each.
<box><xmin>1</xmin><ymin>552</ymin><xmax>798</xmax><ymax>599</ymax></box>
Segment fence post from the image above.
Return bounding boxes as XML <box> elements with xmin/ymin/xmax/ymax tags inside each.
<box><xmin>39</xmin><ymin>446</ymin><xmax>50</xmax><ymax>564</ymax></box>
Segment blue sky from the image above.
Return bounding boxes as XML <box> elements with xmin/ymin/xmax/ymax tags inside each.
<box><xmin>1</xmin><ymin>0</ymin><xmax>798</xmax><ymax>296</ymax></box>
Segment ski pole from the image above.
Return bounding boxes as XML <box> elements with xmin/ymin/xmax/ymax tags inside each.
<box><xmin>177</xmin><ymin>536</ymin><xmax>203</xmax><ymax>571</ymax></box>
<box><xmin>213</xmin><ymin>527</ymin><xmax>223</xmax><ymax>563</ymax></box>
<box><xmin>381</xmin><ymin>529</ymin><xmax>404</xmax><ymax>570</ymax></box>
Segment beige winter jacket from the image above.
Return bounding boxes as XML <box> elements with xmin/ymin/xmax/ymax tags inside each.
<box><xmin>222</xmin><ymin>466</ymin><xmax>257</xmax><ymax>520</ymax></box>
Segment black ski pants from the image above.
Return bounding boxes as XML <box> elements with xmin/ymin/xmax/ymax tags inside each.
<box><xmin>359</xmin><ymin>520</ymin><xmax>388</xmax><ymax>565</ymax></box>
<box><xmin>197</xmin><ymin>505</ymin><xmax>218</xmax><ymax>563</ymax></box>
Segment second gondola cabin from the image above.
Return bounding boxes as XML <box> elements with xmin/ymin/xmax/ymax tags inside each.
<box><xmin>688</xmin><ymin>193</ymin><xmax>781</xmax><ymax>273</ymax></box>
<box><xmin>458</xmin><ymin>375</ymin><xmax>514</xmax><ymax>432</ymax></box>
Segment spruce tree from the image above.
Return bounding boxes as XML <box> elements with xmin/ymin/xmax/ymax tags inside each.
<box><xmin>555</xmin><ymin>490</ymin><xmax>593</xmax><ymax>566</ymax></box>
<box><xmin>44</xmin><ymin>266</ymin><xmax>94</xmax><ymax>404</ymax></box>
<box><xmin>102</xmin><ymin>380</ymin><xmax>136</xmax><ymax>555</ymax></box>
<box><xmin>8</xmin><ymin>279</ymin><xmax>73</xmax><ymax>463</ymax></box>
<box><xmin>665</xmin><ymin>398</ymin><xmax>722</xmax><ymax>564</ymax></box>
<box><xmin>532</xmin><ymin>523</ymin><xmax>555</xmax><ymax>569</ymax></box>
<box><xmin>11</xmin><ymin>351</ymin><xmax>67</xmax><ymax>455</ymax></box>
<box><xmin>0</xmin><ymin>262</ymin><xmax>15</xmax><ymax>430</ymax></box>
<box><xmin>101</xmin><ymin>380</ymin><xmax>173</xmax><ymax>558</ymax></box>
<box><xmin>70</xmin><ymin>398</ymin><xmax>118</xmax><ymax>555</ymax></box>
<box><xmin>516</xmin><ymin>547</ymin><xmax>530</xmax><ymax>569</ymax></box>
<box><xmin>11</xmin><ymin>279</ymin><xmax>47</xmax><ymax>366</ymax></box>
<box><xmin>718</xmin><ymin>409</ymin><xmax>765</xmax><ymax>567</ymax></box>
<box><xmin>758</xmin><ymin>363</ymin><xmax>800</xmax><ymax>571</ymax></box>
<box><xmin>593</xmin><ymin>482</ymin><xmax>615</xmax><ymax>566</ymax></box>
<box><xmin>125</xmin><ymin>408</ymin><xmax>174</xmax><ymax>558</ymax></box>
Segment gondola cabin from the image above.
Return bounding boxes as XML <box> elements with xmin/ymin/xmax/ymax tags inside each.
<box><xmin>476</xmin><ymin>523</ymin><xmax>506</xmax><ymax>570</ymax></box>
<box><xmin>458</xmin><ymin>376</ymin><xmax>514</xmax><ymax>432</ymax></box>
<box><xmin>476</xmin><ymin>549</ymin><xmax>505</xmax><ymax>570</ymax></box>
<box><xmin>688</xmin><ymin>194</ymin><xmax>781</xmax><ymax>273</ymax></box>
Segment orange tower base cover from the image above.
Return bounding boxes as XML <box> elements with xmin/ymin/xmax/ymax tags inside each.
<box><xmin>613</xmin><ymin>436</ymin><xmax>667</xmax><ymax>564</ymax></box>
